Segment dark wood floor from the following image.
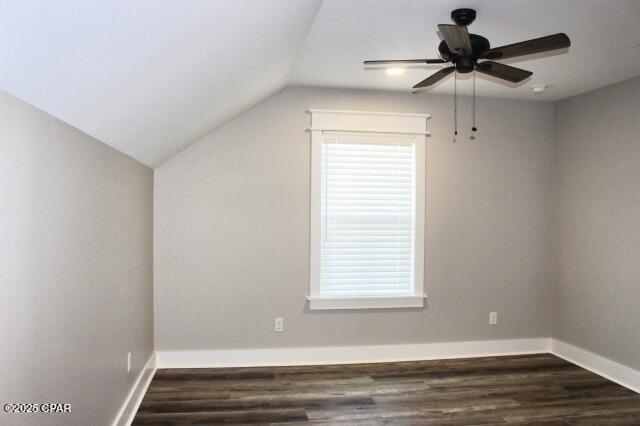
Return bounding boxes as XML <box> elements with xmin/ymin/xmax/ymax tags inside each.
<box><xmin>133</xmin><ymin>353</ymin><xmax>640</xmax><ymax>425</ymax></box>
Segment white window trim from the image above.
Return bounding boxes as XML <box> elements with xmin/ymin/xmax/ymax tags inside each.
<box><xmin>308</xmin><ymin>109</ymin><xmax>429</xmax><ymax>310</ymax></box>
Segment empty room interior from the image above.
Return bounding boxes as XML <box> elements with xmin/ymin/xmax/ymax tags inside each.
<box><xmin>2</xmin><ymin>0</ymin><xmax>640</xmax><ymax>425</ymax></box>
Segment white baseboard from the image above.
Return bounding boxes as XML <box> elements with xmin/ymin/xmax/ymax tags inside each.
<box><xmin>112</xmin><ymin>352</ymin><xmax>157</xmax><ymax>426</ymax></box>
<box><xmin>156</xmin><ymin>338</ymin><xmax>551</xmax><ymax>368</ymax></box>
<box><xmin>550</xmin><ymin>339</ymin><xmax>640</xmax><ymax>394</ymax></box>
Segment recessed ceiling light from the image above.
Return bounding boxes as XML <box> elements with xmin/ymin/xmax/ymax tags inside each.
<box><xmin>386</xmin><ymin>68</ymin><xmax>406</xmax><ymax>76</ymax></box>
<box><xmin>531</xmin><ymin>84</ymin><xmax>548</xmax><ymax>94</ymax></box>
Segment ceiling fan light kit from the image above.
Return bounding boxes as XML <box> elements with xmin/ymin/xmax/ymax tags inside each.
<box><xmin>386</xmin><ymin>67</ymin><xmax>405</xmax><ymax>75</ymax></box>
<box><xmin>364</xmin><ymin>8</ymin><xmax>571</xmax><ymax>139</ymax></box>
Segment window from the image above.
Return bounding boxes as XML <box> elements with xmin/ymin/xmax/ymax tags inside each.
<box><xmin>308</xmin><ymin>110</ymin><xmax>428</xmax><ymax>309</ymax></box>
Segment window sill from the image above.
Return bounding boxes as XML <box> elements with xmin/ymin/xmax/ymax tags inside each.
<box><xmin>307</xmin><ymin>295</ymin><xmax>426</xmax><ymax>310</ymax></box>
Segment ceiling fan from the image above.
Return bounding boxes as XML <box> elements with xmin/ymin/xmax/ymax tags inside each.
<box><xmin>364</xmin><ymin>8</ymin><xmax>571</xmax><ymax>90</ymax></box>
<box><xmin>364</xmin><ymin>8</ymin><xmax>570</xmax><ymax>139</ymax></box>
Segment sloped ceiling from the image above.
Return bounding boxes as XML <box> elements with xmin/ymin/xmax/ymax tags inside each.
<box><xmin>1</xmin><ymin>0</ymin><xmax>640</xmax><ymax>167</ymax></box>
<box><xmin>0</xmin><ymin>0</ymin><xmax>322</xmax><ymax>167</ymax></box>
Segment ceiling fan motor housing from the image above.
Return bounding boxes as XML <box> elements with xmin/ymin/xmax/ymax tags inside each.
<box><xmin>454</xmin><ymin>56</ymin><xmax>475</xmax><ymax>73</ymax></box>
<box><xmin>438</xmin><ymin>34</ymin><xmax>490</xmax><ymax>73</ymax></box>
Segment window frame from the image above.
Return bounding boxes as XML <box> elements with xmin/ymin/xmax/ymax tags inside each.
<box><xmin>308</xmin><ymin>109</ymin><xmax>429</xmax><ymax>310</ymax></box>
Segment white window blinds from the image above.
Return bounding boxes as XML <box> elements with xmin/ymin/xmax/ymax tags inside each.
<box><xmin>319</xmin><ymin>132</ymin><xmax>416</xmax><ymax>298</ymax></box>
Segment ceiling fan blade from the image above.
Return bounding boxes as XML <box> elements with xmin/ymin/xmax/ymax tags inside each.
<box><xmin>438</xmin><ymin>24</ymin><xmax>472</xmax><ymax>55</ymax></box>
<box><xmin>482</xmin><ymin>33</ymin><xmax>570</xmax><ymax>60</ymax></box>
<box><xmin>476</xmin><ymin>61</ymin><xmax>532</xmax><ymax>83</ymax></box>
<box><xmin>364</xmin><ymin>59</ymin><xmax>446</xmax><ymax>65</ymax></box>
<box><xmin>413</xmin><ymin>66</ymin><xmax>455</xmax><ymax>89</ymax></box>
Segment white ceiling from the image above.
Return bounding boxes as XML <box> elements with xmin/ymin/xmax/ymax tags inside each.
<box><xmin>290</xmin><ymin>0</ymin><xmax>640</xmax><ymax>100</ymax></box>
<box><xmin>1</xmin><ymin>0</ymin><xmax>640</xmax><ymax>167</ymax></box>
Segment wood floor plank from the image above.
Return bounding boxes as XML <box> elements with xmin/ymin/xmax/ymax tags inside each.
<box><xmin>132</xmin><ymin>408</ymin><xmax>308</xmax><ymax>425</ymax></box>
<box><xmin>138</xmin><ymin>394</ymin><xmax>375</xmax><ymax>414</ymax></box>
<box><xmin>132</xmin><ymin>353</ymin><xmax>640</xmax><ymax>425</ymax></box>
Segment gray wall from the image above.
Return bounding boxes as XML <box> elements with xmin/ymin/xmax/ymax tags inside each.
<box><xmin>154</xmin><ymin>87</ymin><xmax>555</xmax><ymax>351</ymax></box>
<box><xmin>553</xmin><ymin>76</ymin><xmax>640</xmax><ymax>371</ymax></box>
<box><xmin>0</xmin><ymin>90</ymin><xmax>154</xmax><ymax>425</ymax></box>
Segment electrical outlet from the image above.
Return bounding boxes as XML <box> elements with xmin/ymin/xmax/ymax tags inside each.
<box><xmin>489</xmin><ymin>312</ymin><xmax>498</xmax><ymax>326</ymax></box>
<box><xmin>274</xmin><ymin>317</ymin><xmax>284</xmax><ymax>332</ymax></box>
<box><xmin>127</xmin><ymin>352</ymin><xmax>132</xmax><ymax>373</ymax></box>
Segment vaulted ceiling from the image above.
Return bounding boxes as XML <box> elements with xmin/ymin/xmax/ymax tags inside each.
<box><xmin>1</xmin><ymin>0</ymin><xmax>639</xmax><ymax>167</ymax></box>
<box><xmin>0</xmin><ymin>0</ymin><xmax>322</xmax><ymax>166</ymax></box>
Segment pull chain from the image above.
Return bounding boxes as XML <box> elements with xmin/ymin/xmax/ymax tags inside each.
<box><xmin>453</xmin><ymin>70</ymin><xmax>457</xmax><ymax>142</ymax></box>
<box><xmin>471</xmin><ymin>70</ymin><xmax>477</xmax><ymax>140</ymax></box>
